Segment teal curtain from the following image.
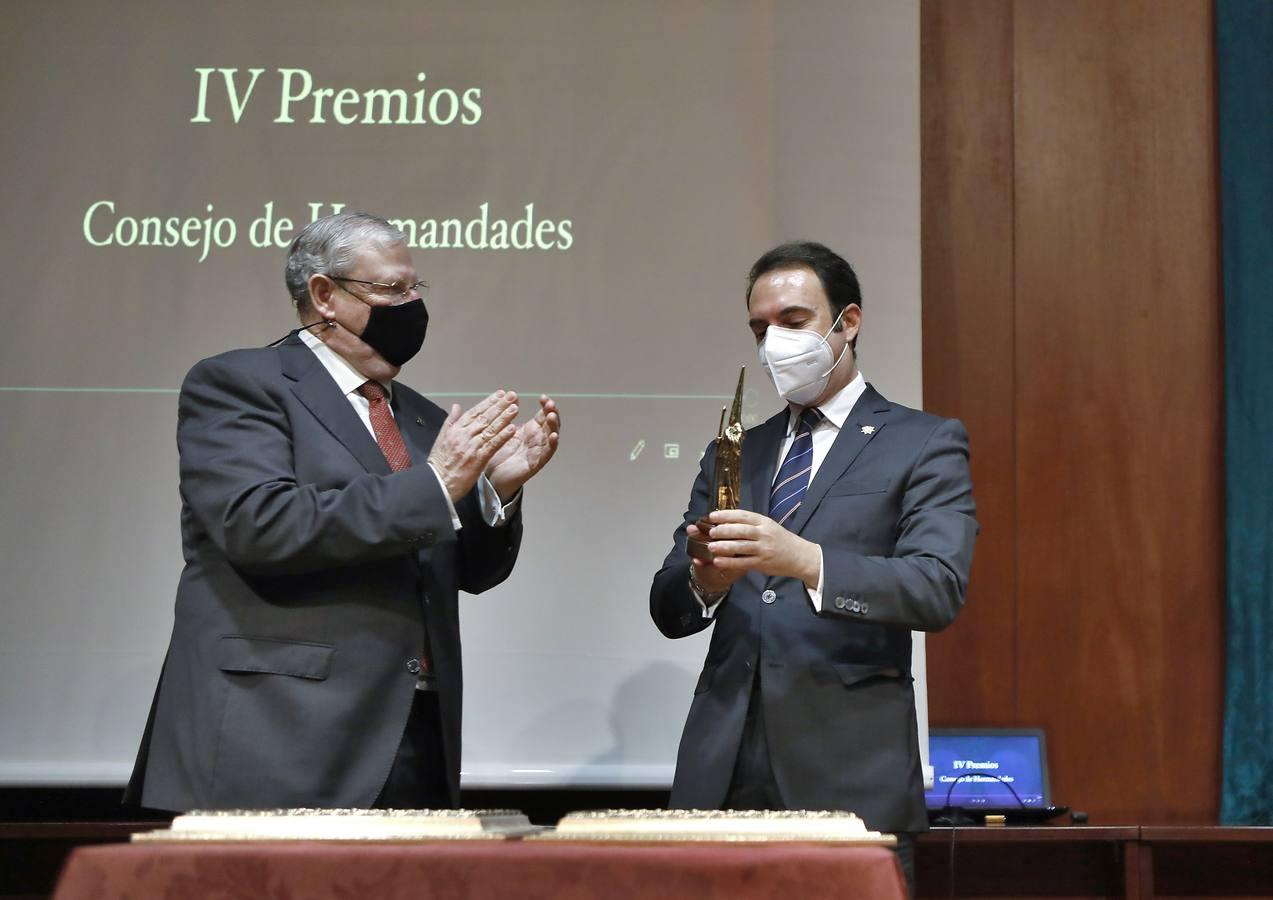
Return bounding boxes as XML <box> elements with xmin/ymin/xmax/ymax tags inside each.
<box><xmin>1218</xmin><ymin>0</ymin><xmax>1273</xmax><ymax>826</ymax></box>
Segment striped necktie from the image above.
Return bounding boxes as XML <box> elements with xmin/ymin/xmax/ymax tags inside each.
<box><xmin>769</xmin><ymin>408</ymin><xmax>821</xmax><ymax>528</ymax></box>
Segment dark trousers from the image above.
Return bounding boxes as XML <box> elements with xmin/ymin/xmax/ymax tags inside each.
<box><xmin>723</xmin><ymin>672</ymin><xmax>916</xmax><ymax>898</ymax></box>
<box><xmin>723</xmin><ymin>672</ymin><xmax>784</xmax><ymax>811</ymax></box>
<box><xmin>373</xmin><ymin>689</ymin><xmax>452</xmax><ymax>809</ymax></box>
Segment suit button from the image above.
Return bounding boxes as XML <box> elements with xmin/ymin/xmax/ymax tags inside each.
<box><xmin>850</xmin><ymin>599</ymin><xmax>861</xmax><ymax>613</ymax></box>
<box><xmin>835</xmin><ymin>596</ymin><xmax>847</xmax><ymax>610</ymax></box>
<box><xmin>761</xmin><ymin>589</ymin><xmax>776</xmax><ymax>604</ymax></box>
<box><xmin>406</xmin><ymin>658</ymin><xmax>421</xmax><ymax>675</ymax></box>
<box><xmin>860</xmin><ymin>601</ymin><xmax>869</xmax><ymax>615</ymax></box>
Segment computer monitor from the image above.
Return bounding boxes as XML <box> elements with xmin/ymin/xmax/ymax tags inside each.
<box><xmin>925</xmin><ymin>727</ymin><xmax>1057</xmax><ymax>814</ymax></box>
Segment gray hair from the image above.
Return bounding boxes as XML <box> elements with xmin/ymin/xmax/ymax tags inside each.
<box><xmin>285</xmin><ymin>211</ymin><xmax>406</xmax><ymax>317</ymax></box>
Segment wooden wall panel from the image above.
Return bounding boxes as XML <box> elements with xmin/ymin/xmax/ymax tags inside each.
<box><xmin>1012</xmin><ymin>0</ymin><xmax>1221</xmax><ymax>825</ymax></box>
<box><xmin>921</xmin><ymin>0</ymin><xmax>1222</xmax><ymax>824</ymax></box>
<box><xmin>920</xmin><ymin>0</ymin><xmax>1018</xmax><ymax>725</ymax></box>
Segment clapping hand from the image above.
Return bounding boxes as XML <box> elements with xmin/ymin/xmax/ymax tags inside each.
<box><xmin>427</xmin><ymin>391</ymin><xmax>520</xmax><ymax>502</ymax></box>
<box><xmin>487</xmin><ymin>394</ymin><xmax>561</xmax><ymax>501</ymax></box>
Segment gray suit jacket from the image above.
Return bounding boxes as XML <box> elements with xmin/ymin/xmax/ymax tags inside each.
<box><xmin>126</xmin><ymin>335</ymin><xmax>521</xmax><ymax>811</ymax></box>
<box><xmin>650</xmin><ymin>385</ymin><xmax>976</xmax><ymax>833</ymax></box>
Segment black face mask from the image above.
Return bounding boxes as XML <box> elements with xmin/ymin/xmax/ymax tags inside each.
<box><xmin>265</xmin><ymin>295</ymin><xmax>430</xmax><ymax>365</ymax></box>
<box><xmin>356</xmin><ymin>297</ymin><xmax>430</xmax><ymax>366</ymax></box>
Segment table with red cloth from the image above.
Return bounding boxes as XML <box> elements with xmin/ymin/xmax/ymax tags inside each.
<box><xmin>51</xmin><ymin>839</ymin><xmax>907</xmax><ymax>900</ymax></box>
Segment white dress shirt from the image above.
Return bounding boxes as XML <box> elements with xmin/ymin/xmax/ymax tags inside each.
<box><xmin>696</xmin><ymin>371</ymin><xmax>867</xmax><ymax>616</ymax></box>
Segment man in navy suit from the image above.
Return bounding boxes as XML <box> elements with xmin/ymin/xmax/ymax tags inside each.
<box><xmin>651</xmin><ymin>242</ymin><xmax>976</xmax><ymax>891</ymax></box>
<box><xmin>127</xmin><ymin>211</ymin><xmax>560</xmax><ymax>812</ymax></box>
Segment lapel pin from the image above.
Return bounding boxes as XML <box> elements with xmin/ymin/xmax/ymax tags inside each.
<box><xmin>416</xmin><ymin>416</ymin><xmax>424</xmax><ymax>426</ymax></box>
<box><xmin>860</xmin><ymin>425</ymin><xmax>876</xmax><ymax>435</ymax></box>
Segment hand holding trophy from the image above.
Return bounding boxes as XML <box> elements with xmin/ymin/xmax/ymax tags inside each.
<box><xmin>687</xmin><ymin>367</ymin><xmax>745</xmax><ymax>562</ymax></box>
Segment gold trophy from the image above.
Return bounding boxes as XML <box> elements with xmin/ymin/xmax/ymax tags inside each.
<box><xmin>687</xmin><ymin>367</ymin><xmax>745</xmax><ymax>562</ymax></box>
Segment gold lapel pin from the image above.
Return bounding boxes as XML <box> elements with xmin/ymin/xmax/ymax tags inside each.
<box><xmin>860</xmin><ymin>425</ymin><xmax>876</xmax><ymax>435</ymax></box>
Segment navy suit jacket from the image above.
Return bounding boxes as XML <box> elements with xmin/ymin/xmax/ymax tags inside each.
<box><xmin>126</xmin><ymin>335</ymin><xmax>521</xmax><ymax>811</ymax></box>
<box><xmin>650</xmin><ymin>385</ymin><xmax>976</xmax><ymax>833</ymax></box>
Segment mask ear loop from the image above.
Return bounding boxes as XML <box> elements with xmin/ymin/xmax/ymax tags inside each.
<box><xmin>265</xmin><ymin>320</ymin><xmax>336</xmax><ymax>348</ymax></box>
<box><xmin>814</xmin><ymin>308</ymin><xmax>851</xmax><ymax>379</ymax></box>
<box><xmin>823</xmin><ymin>306</ymin><xmax>847</xmax><ymax>339</ymax></box>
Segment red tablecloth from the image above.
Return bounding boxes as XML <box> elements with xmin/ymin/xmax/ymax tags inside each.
<box><xmin>52</xmin><ymin>840</ymin><xmax>907</xmax><ymax>900</ymax></box>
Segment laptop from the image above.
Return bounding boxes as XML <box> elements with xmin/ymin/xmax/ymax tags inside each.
<box><xmin>925</xmin><ymin>728</ymin><xmax>1068</xmax><ymax>824</ymax></box>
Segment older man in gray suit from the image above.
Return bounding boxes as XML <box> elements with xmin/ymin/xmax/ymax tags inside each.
<box><xmin>127</xmin><ymin>211</ymin><xmax>560</xmax><ymax>812</ymax></box>
<box><xmin>651</xmin><ymin>241</ymin><xmax>976</xmax><ymax>893</ymax></box>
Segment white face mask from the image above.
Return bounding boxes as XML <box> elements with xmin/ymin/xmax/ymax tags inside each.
<box><xmin>757</xmin><ymin>308</ymin><xmax>849</xmax><ymax>406</ymax></box>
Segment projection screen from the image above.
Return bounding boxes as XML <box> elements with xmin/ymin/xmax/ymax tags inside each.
<box><xmin>0</xmin><ymin>0</ymin><xmax>924</xmax><ymax>788</ymax></box>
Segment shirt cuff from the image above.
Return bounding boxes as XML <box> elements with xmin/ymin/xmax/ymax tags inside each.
<box><xmin>478</xmin><ymin>475</ymin><xmax>519</xmax><ymax>527</ymax></box>
<box><xmin>427</xmin><ymin>462</ymin><xmax>463</xmax><ymax>531</ymax></box>
<box><xmin>805</xmin><ymin>547</ymin><xmax>825</xmax><ymax>614</ymax></box>
<box><xmin>690</xmin><ymin>574</ymin><xmax>728</xmax><ymax>618</ymax></box>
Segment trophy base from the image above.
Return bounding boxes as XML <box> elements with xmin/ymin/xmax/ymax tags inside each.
<box><xmin>687</xmin><ymin>517</ymin><xmax>714</xmax><ymax>562</ymax></box>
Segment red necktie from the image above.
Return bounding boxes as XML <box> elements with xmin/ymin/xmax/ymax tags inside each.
<box><xmin>357</xmin><ymin>381</ymin><xmax>412</xmax><ymax>472</ymax></box>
